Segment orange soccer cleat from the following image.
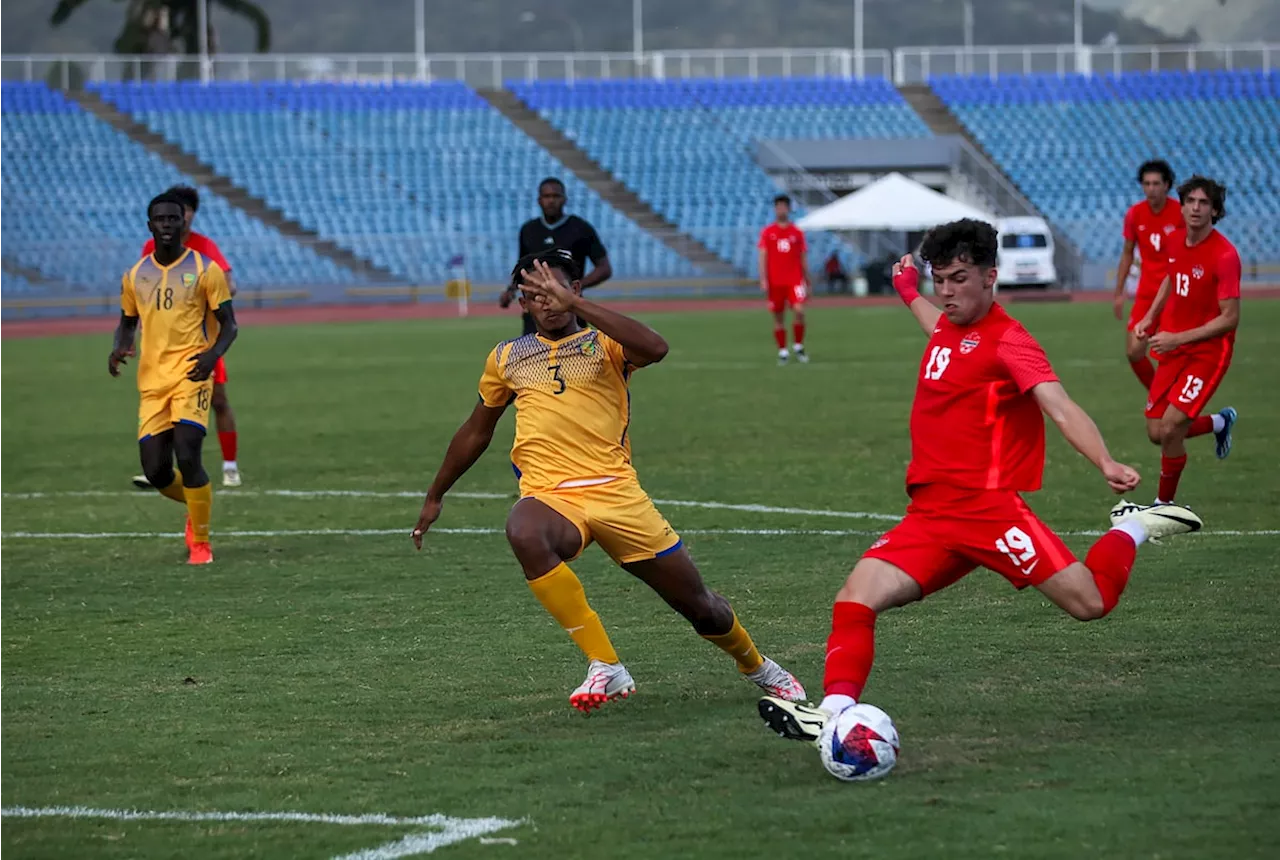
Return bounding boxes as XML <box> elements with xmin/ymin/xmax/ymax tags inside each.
<box><xmin>187</xmin><ymin>542</ymin><xmax>214</xmax><ymax>565</ymax></box>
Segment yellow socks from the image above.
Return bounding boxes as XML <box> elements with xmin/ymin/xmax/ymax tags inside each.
<box><xmin>184</xmin><ymin>482</ymin><xmax>213</xmax><ymax>543</ymax></box>
<box><xmin>527</xmin><ymin>563</ymin><xmax>620</xmax><ymax>664</ymax></box>
<box><xmin>157</xmin><ymin>472</ymin><xmax>186</xmax><ymax>504</ymax></box>
<box><xmin>702</xmin><ymin>613</ymin><xmax>764</xmax><ymax>674</ymax></box>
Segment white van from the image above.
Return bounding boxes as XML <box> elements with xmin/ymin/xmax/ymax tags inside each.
<box><xmin>996</xmin><ymin>216</ymin><xmax>1057</xmax><ymax>289</ymax></box>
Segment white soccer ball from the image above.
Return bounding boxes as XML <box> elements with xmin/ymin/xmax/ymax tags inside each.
<box><xmin>818</xmin><ymin>703</ymin><xmax>900</xmax><ymax>782</ymax></box>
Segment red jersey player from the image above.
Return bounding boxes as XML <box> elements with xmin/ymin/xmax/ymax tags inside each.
<box><xmin>757</xmin><ymin>219</ymin><xmax>1202</xmax><ymax>749</ymax></box>
<box><xmin>1123</xmin><ymin>176</ymin><xmax>1239</xmax><ymax>511</ymax></box>
<box><xmin>1114</xmin><ymin>160</ymin><xmax>1183</xmax><ymax>391</ymax></box>
<box><xmin>131</xmin><ymin>186</ymin><xmax>243</xmax><ymax>489</ymax></box>
<box><xmin>758</xmin><ymin>194</ymin><xmax>810</xmax><ymax>364</ymax></box>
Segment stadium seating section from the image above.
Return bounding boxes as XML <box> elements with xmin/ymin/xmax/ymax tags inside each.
<box><xmin>1</xmin><ymin>81</ymin><xmax>358</xmax><ymax>293</ymax></box>
<box><xmin>931</xmin><ymin>69</ymin><xmax>1280</xmax><ymax>264</ymax></box>
<box><xmin>509</xmin><ymin>77</ymin><xmax>931</xmax><ymax>276</ymax></box>
<box><xmin>91</xmin><ymin>80</ymin><xmax>697</xmax><ymax>284</ymax></box>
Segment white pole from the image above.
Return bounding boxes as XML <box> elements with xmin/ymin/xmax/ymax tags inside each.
<box><xmin>963</xmin><ymin>1</ymin><xmax>973</xmax><ymax>75</ymax></box>
<box><xmin>1074</xmin><ymin>0</ymin><xmax>1088</xmax><ymax>74</ymax></box>
<box><xmin>415</xmin><ymin>0</ymin><xmax>426</xmax><ymax>80</ymax></box>
<box><xmin>854</xmin><ymin>0</ymin><xmax>864</xmax><ymax>79</ymax></box>
<box><xmin>197</xmin><ymin>0</ymin><xmax>210</xmax><ymax>84</ymax></box>
<box><xmin>632</xmin><ymin>0</ymin><xmax>643</xmax><ymax>67</ymax></box>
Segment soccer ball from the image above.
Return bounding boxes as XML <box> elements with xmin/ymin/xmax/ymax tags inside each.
<box><xmin>818</xmin><ymin>703</ymin><xmax>900</xmax><ymax>782</ymax></box>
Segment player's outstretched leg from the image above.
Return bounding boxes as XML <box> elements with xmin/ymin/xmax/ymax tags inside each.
<box><xmin>212</xmin><ymin>381</ymin><xmax>241</xmax><ymax>487</ymax></box>
<box><xmin>622</xmin><ymin>547</ymin><xmax>806</xmax><ymax>702</ymax></box>
<box><xmin>1183</xmin><ymin>406</ymin><xmax>1237</xmax><ymax>460</ymax></box>
<box><xmin>173</xmin><ymin>423</ymin><xmax>214</xmax><ymax>565</ymax></box>
<box><xmin>506</xmin><ymin>499</ymin><xmax>632</xmax><ymax>713</ymax></box>
<box><xmin>1038</xmin><ymin>504</ymin><xmax>1201</xmax><ymax>620</ymax></box>
<box><xmin>760</xmin><ymin>557</ymin><xmax>920</xmax><ymax>743</ymax></box>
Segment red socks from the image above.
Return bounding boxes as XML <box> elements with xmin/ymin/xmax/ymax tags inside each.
<box><xmin>1128</xmin><ymin>357</ymin><xmax>1156</xmax><ymax>390</ymax></box>
<box><xmin>1187</xmin><ymin>416</ymin><xmax>1214</xmax><ymax>438</ymax></box>
<box><xmin>823</xmin><ymin>601</ymin><xmax>877</xmax><ymax>699</ymax></box>
<box><xmin>792</xmin><ymin>321</ymin><xmax>805</xmax><ymax>347</ymax></box>
<box><xmin>1158</xmin><ymin>454</ymin><xmax>1187</xmax><ymax>502</ymax></box>
<box><xmin>1085</xmin><ymin>530</ymin><xmax>1137</xmax><ymax>616</ymax></box>
<box><xmin>773</xmin><ymin>326</ymin><xmax>787</xmax><ymax>350</ymax></box>
<box><xmin>219</xmin><ymin>431</ymin><xmax>238</xmax><ymax>463</ymax></box>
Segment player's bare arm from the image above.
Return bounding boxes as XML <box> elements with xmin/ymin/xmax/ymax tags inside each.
<box><xmin>108</xmin><ymin>312</ymin><xmax>140</xmax><ymax>377</ymax></box>
<box><xmin>799</xmin><ymin>248</ymin><xmax>810</xmax><ymax>287</ymax></box>
<box><xmin>757</xmin><ymin>247</ymin><xmax>769</xmax><ymax>292</ymax></box>
<box><xmin>1134</xmin><ymin>275</ymin><xmax>1171</xmax><ymax>338</ymax></box>
<box><xmin>187</xmin><ymin>302</ymin><xmax>238</xmax><ymax>382</ymax></box>
<box><xmin>1114</xmin><ymin>238</ymin><xmax>1136</xmax><ymax>320</ymax></box>
<box><xmin>891</xmin><ymin>254</ymin><xmax>942</xmax><ymax>335</ymax></box>
<box><xmin>521</xmin><ymin>260</ymin><xmax>669</xmax><ymax>367</ymax></box>
<box><xmin>1149</xmin><ymin>297</ymin><xmax>1240</xmax><ymax>354</ymax></box>
<box><xmin>1031</xmin><ymin>381</ymin><xmax>1140</xmax><ymax>494</ymax></box>
<box><xmin>580</xmin><ymin>255</ymin><xmax>613</xmax><ymax>290</ymax></box>
<box><xmin>412</xmin><ymin>400</ymin><xmax>507</xmax><ymax>549</ymax></box>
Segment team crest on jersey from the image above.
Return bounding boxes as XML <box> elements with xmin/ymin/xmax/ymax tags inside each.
<box><xmin>1191</xmin><ymin>265</ymin><xmax>1204</xmax><ymax>279</ymax></box>
<box><xmin>959</xmin><ymin>332</ymin><xmax>981</xmax><ymax>354</ymax></box>
<box><xmin>1163</xmin><ymin>224</ymin><xmax>1177</xmax><ymax>234</ymax></box>
<box><xmin>182</xmin><ymin>273</ymin><xmax>196</xmax><ymax>287</ymax></box>
<box><xmin>580</xmin><ymin>339</ymin><xmax>597</xmax><ymax>356</ymax></box>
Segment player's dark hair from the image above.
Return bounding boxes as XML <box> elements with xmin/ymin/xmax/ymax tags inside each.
<box><xmin>538</xmin><ymin>177</ymin><xmax>566</xmax><ymax>194</ymax></box>
<box><xmin>510</xmin><ymin>247</ymin><xmax>581</xmax><ymax>288</ymax></box>
<box><xmin>774</xmin><ymin>194</ymin><xmax>792</xmax><ymax>206</ymax></box>
<box><xmin>919</xmin><ymin>219</ymin><xmax>999</xmax><ymax>270</ymax></box>
<box><xmin>1137</xmin><ymin>159</ymin><xmax>1174</xmax><ymax>187</ymax></box>
<box><xmin>166</xmin><ymin>184</ymin><xmax>200</xmax><ymax>212</ymax></box>
<box><xmin>1177</xmin><ymin>175</ymin><xmax>1227</xmax><ymax>223</ymax></box>
<box><xmin>147</xmin><ymin>191</ymin><xmax>187</xmax><ymax>218</ymax></box>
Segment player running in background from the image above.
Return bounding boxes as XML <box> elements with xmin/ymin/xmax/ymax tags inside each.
<box><xmin>757</xmin><ymin>219</ymin><xmax>1201</xmax><ymax>743</ymax></box>
<box><xmin>413</xmin><ymin>249</ymin><xmax>804</xmax><ymax>713</ymax></box>
<box><xmin>1125</xmin><ymin>176</ymin><xmax>1239</xmax><ymax>509</ymax></box>
<box><xmin>1114</xmin><ymin>160</ymin><xmax>1183</xmax><ymax>391</ymax></box>
<box><xmin>109</xmin><ymin>192</ymin><xmax>238</xmax><ymax>565</ymax></box>
<box><xmin>133</xmin><ymin>185</ymin><xmax>243</xmax><ymax>488</ymax></box>
<box><xmin>501</xmin><ymin>177</ymin><xmax>612</xmax><ymax>336</ymax></box>
<box><xmin>758</xmin><ymin>194</ymin><xmax>810</xmax><ymax>364</ymax></box>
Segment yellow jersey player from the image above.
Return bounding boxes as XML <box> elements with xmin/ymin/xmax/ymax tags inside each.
<box><xmin>109</xmin><ymin>192</ymin><xmax>238</xmax><ymax>565</ymax></box>
<box><xmin>412</xmin><ymin>250</ymin><xmax>805</xmax><ymax>713</ymax></box>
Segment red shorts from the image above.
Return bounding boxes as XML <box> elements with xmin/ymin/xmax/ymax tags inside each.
<box><xmin>1144</xmin><ymin>340</ymin><xmax>1232</xmax><ymax>420</ymax></box>
<box><xmin>863</xmin><ymin>484</ymin><xmax>1077</xmax><ymax>593</ymax></box>
<box><xmin>1127</xmin><ymin>284</ymin><xmax>1160</xmax><ymax>332</ymax></box>
<box><xmin>212</xmin><ymin>356</ymin><xmax>228</xmax><ymax>385</ymax></box>
<box><xmin>767</xmin><ymin>283</ymin><xmax>808</xmax><ymax>314</ymax></box>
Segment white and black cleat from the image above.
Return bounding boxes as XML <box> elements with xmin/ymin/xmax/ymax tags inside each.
<box><xmin>758</xmin><ymin>696</ymin><xmax>828</xmax><ymax>744</ymax></box>
<box><xmin>1117</xmin><ymin>503</ymin><xmax>1203</xmax><ymax>543</ymax></box>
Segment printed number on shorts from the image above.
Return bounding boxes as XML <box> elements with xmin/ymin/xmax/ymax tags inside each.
<box><xmin>923</xmin><ymin>346</ymin><xmax>951</xmax><ymax>380</ymax></box>
<box><xmin>1178</xmin><ymin>374</ymin><xmax>1203</xmax><ymax>404</ymax></box>
<box><xmin>197</xmin><ymin>388</ymin><xmax>211</xmax><ymax>411</ymax></box>
<box><xmin>995</xmin><ymin>526</ymin><xmax>1039</xmax><ymax>575</ymax></box>
<box><xmin>794</xmin><ymin>284</ymin><xmax>808</xmax><ymax>300</ymax></box>
<box><xmin>548</xmin><ymin>363</ymin><xmax>566</xmax><ymax>395</ymax></box>
<box><xmin>1175</xmin><ymin>272</ymin><xmax>1191</xmax><ymax>297</ymax></box>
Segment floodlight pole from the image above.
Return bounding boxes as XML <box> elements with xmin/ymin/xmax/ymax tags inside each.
<box><xmin>854</xmin><ymin>0</ymin><xmax>864</xmax><ymax>79</ymax></box>
<box><xmin>198</xmin><ymin>0</ymin><xmax>210</xmax><ymax>84</ymax></box>
<box><xmin>416</xmin><ymin>0</ymin><xmax>427</xmax><ymax>80</ymax></box>
<box><xmin>633</xmin><ymin>0</ymin><xmax>644</xmax><ymax>69</ymax></box>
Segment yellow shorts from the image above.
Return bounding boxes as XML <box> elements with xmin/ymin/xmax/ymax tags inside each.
<box><xmin>525</xmin><ymin>478</ymin><xmax>683</xmax><ymax>565</ymax></box>
<box><xmin>138</xmin><ymin>377</ymin><xmax>213</xmax><ymax>440</ymax></box>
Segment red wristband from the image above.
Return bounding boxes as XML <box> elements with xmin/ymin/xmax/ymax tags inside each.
<box><xmin>893</xmin><ymin>267</ymin><xmax>921</xmax><ymax>306</ymax></box>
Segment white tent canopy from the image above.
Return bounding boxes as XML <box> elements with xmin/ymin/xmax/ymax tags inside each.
<box><xmin>797</xmin><ymin>172</ymin><xmax>994</xmax><ymax>232</ymax></box>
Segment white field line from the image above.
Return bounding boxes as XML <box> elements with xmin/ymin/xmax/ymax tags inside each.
<box><xmin>0</xmin><ymin>805</ymin><xmax>522</xmax><ymax>859</ymax></box>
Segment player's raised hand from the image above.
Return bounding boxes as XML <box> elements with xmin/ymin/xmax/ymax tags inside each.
<box><xmin>411</xmin><ymin>496</ymin><xmax>443</xmax><ymax>550</ymax></box>
<box><xmin>1101</xmin><ymin>460</ymin><xmax>1141</xmax><ymax>494</ymax></box>
<box><xmin>186</xmin><ymin>351</ymin><xmax>219</xmax><ymax>382</ymax></box>
<box><xmin>519</xmin><ymin>259</ymin><xmax>575</xmax><ymax>313</ymax></box>
<box><xmin>107</xmin><ymin>348</ymin><xmax>129</xmax><ymax>377</ymax></box>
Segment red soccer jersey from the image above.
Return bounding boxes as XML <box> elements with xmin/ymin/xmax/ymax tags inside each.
<box><xmin>1160</xmin><ymin>228</ymin><xmax>1241</xmax><ymax>356</ymax></box>
<box><xmin>1123</xmin><ymin>198</ymin><xmax>1182</xmax><ymax>294</ymax></box>
<box><xmin>906</xmin><ymin>303</ymin><xmax>1059</xmax><ymax>494</ymax></box>
<box><xmin>141</xmin><ymin>231</ymin><xmax>232</xmax><ymax>272</ymax></box>
<box><xmin>758</xmin><ymin>222</ymin><xmax>807</xmax><ymax>287</ymax></box>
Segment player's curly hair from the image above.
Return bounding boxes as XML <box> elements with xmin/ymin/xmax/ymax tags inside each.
<box><xmin>166</xmin><ymin>184</ymin><xmax>200</xmax><ymax>213</ymax></box>
<box><xmin>147</xmin><ymin>191</ymin><xmax>187</xmax><ymax>218</ymax></box>
<box><xmin>919</xmin><ymin>219</ymin><xmax>999</xmax><ymax>270</ymax></box>
<box><xmin>509</xmin><ymin>247</ymin><xmax>582</xmax><ymax>289</ymax></box>
<box><xmin>1177</xmin><ymin>175</ymin><xmax>1227</xmax><ymax>223</ymax></box>
<box><xmin>1137</xmin><ymin>159</ymin><xmax>1175</xmax><ymax>187</ymax></box>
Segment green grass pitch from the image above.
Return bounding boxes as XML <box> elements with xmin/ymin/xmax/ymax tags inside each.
<box><xmin>3</xmin><ymin>301</ymin><xmax>1278</xmax><ymax>859</ymax></box>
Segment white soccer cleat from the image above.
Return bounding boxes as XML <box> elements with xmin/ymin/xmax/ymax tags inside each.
<box><xmin>746</xmin><ymin>656</ymin><xmax>807</xmax><ymax>702</ymax></box>
<box><xmin>131</xmin><ymin>474</ymin><xmax>153</xmax><ymax>490</ymax></box>
<box><xmin>777</xmin><ymin>348</ymin><xmax>789</xmax><ymax>366</ymax></box>
<box><xmin>1109</xmin><ymin>499</ymin><xmax>1146</xmax><ymax>525</ymax></box>
<box><xmin>793</xmin><ymin>345</ymin><xmax>810</xmax><ymax>364</ymax></box>
<box><xmin>1116</xmin><ymin>503</ymin><xmax>1203</xmax><ymax>542</ymax></box>
<box><xmin>222</xmin><ymin>465</ymin><xmax>242</xmax><ymax>488</ymax></box>
<box><xmin>569</xmin><ymin>660</ymin><xmax>635</xmax><ymax>714</ymax></box>
<box><xmin>758</xmin><ymin>696</ymin><xmax>829</xmax><ymax>744</ymax></box>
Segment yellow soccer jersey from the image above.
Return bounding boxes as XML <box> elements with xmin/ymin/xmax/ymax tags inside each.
<box><xmin>479</xmin><ymin>329</ymin><xmax>640</xmax><ymax>494</ymax></box>
<box><xmin>121</xmin><ymin>250</ymin><xmax>231</xmax><ymax>392</ymax></box>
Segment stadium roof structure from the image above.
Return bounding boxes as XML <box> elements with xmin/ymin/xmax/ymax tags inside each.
<box><xmin>797</xmin><ymin>172</ymin><xmax>993</xmax><ymax>232</ymax></box>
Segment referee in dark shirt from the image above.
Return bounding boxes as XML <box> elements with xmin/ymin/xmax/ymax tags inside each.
<box><xmin>501</xmin><ymin>177</ymin><xmax>612</xmax><ymax>334</ymax></box>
